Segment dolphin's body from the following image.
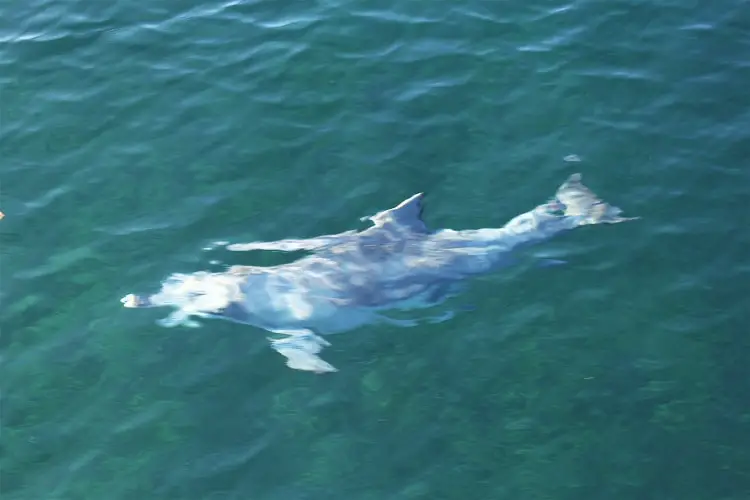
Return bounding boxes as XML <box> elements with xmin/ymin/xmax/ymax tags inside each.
<box><xmin>122</xmin><ymin>174</ymin><xmax>636</xmax><ymax>373</ymax></box>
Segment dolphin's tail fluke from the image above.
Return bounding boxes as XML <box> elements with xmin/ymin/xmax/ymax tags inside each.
<box><xmin>554</xmin><ymin>173</ymin><xmax>638</xmax><ymax>226</ymax></box>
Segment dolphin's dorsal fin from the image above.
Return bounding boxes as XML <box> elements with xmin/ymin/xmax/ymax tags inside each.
<box><xmin>369</xmin><ymin>193</ymin><xmax>429</xmax><ymax>233</ymax></box>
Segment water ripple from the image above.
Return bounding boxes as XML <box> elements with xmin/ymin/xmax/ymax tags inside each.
<box><xmin>3</xmin><ymin>0</ymin><xmax>750</xmax><ymax>498</ymax></box>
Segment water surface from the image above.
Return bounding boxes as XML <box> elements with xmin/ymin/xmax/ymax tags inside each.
<box><xmin>2</xmin><ymin>0</ymin><xmax>749</xmax><ymax>499</ymax></box>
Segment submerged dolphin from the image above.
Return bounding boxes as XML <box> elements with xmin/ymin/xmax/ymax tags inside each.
<box><xmin>121</xmin><ymin>174</ymin><xmax>637</xmax><ymax>373</ymax></box>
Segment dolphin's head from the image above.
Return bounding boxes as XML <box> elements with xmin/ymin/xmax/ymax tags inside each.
<box><xmin>121</xmin><ymin>293</ymin><xmax>154</xmax><ymax>308</ymax></box>
<box><xmin>122</xmin><ymin>271</ymin><xmax>244</xmax><ymax>314</ymax></box>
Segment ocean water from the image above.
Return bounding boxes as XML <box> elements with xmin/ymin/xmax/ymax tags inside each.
<box><xmin>2</xmin><ymin>0</ymin><xmax>749</xmax><ymax>498</ymax></box>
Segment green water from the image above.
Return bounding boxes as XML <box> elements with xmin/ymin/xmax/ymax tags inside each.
<box><xmin>2</xmin><ymin>0</ymin><xmax>749</xmax><ymax>498</ymax></box>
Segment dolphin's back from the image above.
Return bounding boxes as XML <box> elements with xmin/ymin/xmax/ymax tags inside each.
<box><xmin>283</xmin><ymin>227</ymin><xmax>474</xmax><ymax>309</ymax></box>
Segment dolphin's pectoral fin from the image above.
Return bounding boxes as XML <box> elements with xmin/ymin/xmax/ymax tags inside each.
<box><xmin>156</xmin><ymin>310</ymin><xmax>201</xmax><ymax>328</ymax></box>
<box><xmin>267</xmin><ymin>329</ymin><xmax>337</xmax><ymax>374</ymax></box>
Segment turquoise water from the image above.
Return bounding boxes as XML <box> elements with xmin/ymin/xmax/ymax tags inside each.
<box><xmin>2</xmin><ymin>0</ymin><xmax>750</xmax><ymax>498</ymax></box>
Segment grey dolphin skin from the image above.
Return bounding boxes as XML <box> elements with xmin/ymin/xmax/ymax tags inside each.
<box><xmin>121</xmin><ymin>173</ymin><xmax>637</xmax><ymax>373</ymax></box>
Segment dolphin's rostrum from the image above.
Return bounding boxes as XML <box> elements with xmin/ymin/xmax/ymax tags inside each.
<box><xmin>121</xmin><ymin>174</ymin><xmax>637</xmax><ymax>373</ymax></box>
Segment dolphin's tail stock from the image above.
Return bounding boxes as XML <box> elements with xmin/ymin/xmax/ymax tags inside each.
<box><xmin>554</xmin><ymin>173</ymin><xmax>639</xmax><ymax>226</ymax></box>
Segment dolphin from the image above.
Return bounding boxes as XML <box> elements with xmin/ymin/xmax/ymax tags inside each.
<box><xmin>121</xmin><ymin>173</ymin><xmax>637</xmax><ymax>373</ymax></box>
